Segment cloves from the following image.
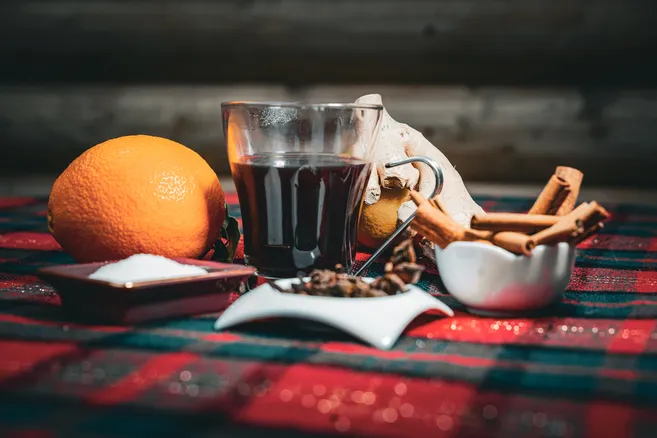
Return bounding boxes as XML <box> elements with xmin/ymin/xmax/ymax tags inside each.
<box><xmin>281</xmin><ymin>239</ymin><xmax>424</xmax><ymax>298</ymax></box>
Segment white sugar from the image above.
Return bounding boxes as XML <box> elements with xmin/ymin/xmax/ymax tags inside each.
<box><xmin>88</xmin><ymin>254</ymin><xmax>208</xmax><ymax>284</ymax></box>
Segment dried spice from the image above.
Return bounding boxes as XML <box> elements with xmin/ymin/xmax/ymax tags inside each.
<box><xmin>410</xmin><ymin>166</ymin><xmax>610</xmax><ymax>256</ymax></box>
<box><xmin>280</xmin><ymin>239</ymin><xmax>424</xmax><ymax>298</ymax></box>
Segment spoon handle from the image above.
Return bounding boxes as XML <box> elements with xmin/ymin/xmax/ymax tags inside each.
<box><xmin>354</xmin><ymin>156</ymin><xmax>443</xmax><ymax>277</ymax></box>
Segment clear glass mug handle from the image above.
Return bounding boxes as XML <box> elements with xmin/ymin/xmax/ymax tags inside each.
<box><xmin>353</xmin><ymin>156</ymin><xmax>444</xmax><ymax>276</ymax></box>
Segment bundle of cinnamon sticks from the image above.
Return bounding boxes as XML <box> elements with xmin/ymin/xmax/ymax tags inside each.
<box><xmin>411</xmin><ymin>166</ymin><xmax>611</xmax><ymax>256</ymax></box>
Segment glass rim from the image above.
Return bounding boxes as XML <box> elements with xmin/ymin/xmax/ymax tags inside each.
<box><xmin>221</xmin><ymin>100</ymin><xmax>383</xmax><ymax>111</ymax></box>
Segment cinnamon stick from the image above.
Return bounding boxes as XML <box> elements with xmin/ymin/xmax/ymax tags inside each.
<box><xmin>412</xmin><ymin>192</ymin><xmax>531</xmax><ymax>254</ymax></box>
<box><xmin>470</xmin><ymin>213</ymin><xmax>559</xmax><ymax>233</ymax></box>
<box><xmin>411</xmin><ymin>217</ymin><xmax>457</xmax><ymax>248</ymax></box>
<box><xmin>577</xmin><ymin>201</ymin><xmax>611</xmax><ymax>230</ymax></box>
<box><xmin>528</xmin><ymin>175</ymin><xmax>571</xmax><ymax>215</ymax></box>
<box><xmin>411</xmin><ymin>192</ymin><xmax>466</xmax><ymax>248</ymax></box>
<box><xmin>429</xmin><ymin>196</ymin><xmax>451</xmax><ymax>216</ymax></box>
<box><xmin>490</xmin><ymin>232</ymin><xmax>537</xmax><ymax>256</ymax></box>
<box><xmin>554</xmin><ymin>166</ymin><xmax>584</xmax><ymax>215</ymax></box>
<box><xmin>570</xmin><ymin>222</ymin><xmax>604</xmax><ymax>245</ymax></box>
<box><xmin>463</xmin><ymin>228</ymin><xmax>494</xmax><ymax>241</ymax></box>
<box><xmin>531</xmin><ymin>203</ymin><xmax>589</xmax><ymax>245</ymax></box>
<box><xmin>412</xmin><ymin>216</ymin><xmax>493</xmax><ymax>248</ymax></box>
<box><xmin>411</xmin><ymin>192</ymin><xmax>492</xmax><ymax>248</ymax></box>
<box><xmin>532</xmin><ymin>201</ymin><xmax>610</xmax><ymax>246</ymax></box>
<box><xmin>411</xmin><ymin>182</ymin><xmax>607</xmax><ymax>254</ymax></box>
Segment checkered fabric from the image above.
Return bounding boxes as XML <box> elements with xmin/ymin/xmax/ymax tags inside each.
<box><xmin>1</xmin><ymin>193</ymin><xmax>656</xmax><ymax>438</ymax></box>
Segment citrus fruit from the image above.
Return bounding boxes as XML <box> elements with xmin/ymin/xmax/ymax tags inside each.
<box><xmin>47</xmin><ymin>134</ymin><xmax>225</xmax><ymax>262</ymax></box>
<box><xmin>357</xmin><ymin>187</ymin><xmax>410</xmax><ymax>250</ymax></box>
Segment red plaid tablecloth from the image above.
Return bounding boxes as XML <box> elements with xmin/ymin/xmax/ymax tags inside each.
<box><xmin>1</xmin><ymin>193</ymin><xmax>657</xmax><ymax>438</ymax></box>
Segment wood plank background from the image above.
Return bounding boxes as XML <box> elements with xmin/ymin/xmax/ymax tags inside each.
<box><xmin>2</xmin><ymin>0</ymin><xmax>657</xmax><ymax>85</ymax></box>
<box><xmin>2</xmin><ymin>0</ymin><xmax>657</xmax><ymax>189</ymax></box>
<box><xmin>3</xmin><ymin>85</ymin><xmax>656</xmax><ymax>187</ymax></box>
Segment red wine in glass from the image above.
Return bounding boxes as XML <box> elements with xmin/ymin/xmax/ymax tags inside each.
<box><xmin>231</xmin><ymin>153</ymin><xmax>372</xmax><ymax>278</ymax></box>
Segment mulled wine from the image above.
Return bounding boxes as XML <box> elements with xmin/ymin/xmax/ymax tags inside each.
<box><xmin>231</xmin><ymin>153</ymin><xmax>372</xmax><ymax>278</ymax></box>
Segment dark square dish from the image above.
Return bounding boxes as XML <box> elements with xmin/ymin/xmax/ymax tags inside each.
<box><xmin>37</xmin><ymin>258</ymin><xmax>256</xmax><ymax>324</ymax></box>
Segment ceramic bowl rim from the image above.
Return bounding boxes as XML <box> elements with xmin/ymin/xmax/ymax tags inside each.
<box><xmin>436</xmin><ymin>240</ymin><xmax>575</xmax><ymax>261</ymax></box>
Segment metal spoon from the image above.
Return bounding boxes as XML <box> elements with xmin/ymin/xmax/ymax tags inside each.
<box><xmin>354</xmin><ymin>156</ymin><xmax>443</xmax><ymax>277</ymax></box>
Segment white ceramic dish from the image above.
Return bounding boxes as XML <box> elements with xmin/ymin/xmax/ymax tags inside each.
<box><xmin>214</xmin><ymin>277</ymin><xmax>453</xmax><ymax>350</ymax></box>
<box><xmin>435</xmin><ymin>241</ymin><xmax>576</xmax><ymax>316</ymax></box>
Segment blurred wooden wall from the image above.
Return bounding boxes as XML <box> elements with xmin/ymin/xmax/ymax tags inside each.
<box><xmin>2</xmin><ymin>0</ymin><xmax>657</xmax><ymax>188</ymax></box>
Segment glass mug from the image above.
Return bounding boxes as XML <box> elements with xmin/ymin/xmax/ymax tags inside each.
<box><xmin>222</xmin><ymin>101</ymin><xmax>443</xmax><ymax>279</ymax></box>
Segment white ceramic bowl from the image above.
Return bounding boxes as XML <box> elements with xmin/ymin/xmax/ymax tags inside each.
<box><xmin>434</xmin><ymin>241</ymin><xmax>576</xmax><ymax>316</ymax></box>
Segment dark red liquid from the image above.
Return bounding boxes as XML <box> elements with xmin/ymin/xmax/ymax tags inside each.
<box><xmin>231</xmin><ymin>154</ymin><xmax>372</xmax><ymax>278</ymax></box>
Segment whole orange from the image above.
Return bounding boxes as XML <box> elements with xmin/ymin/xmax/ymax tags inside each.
<box><xmin>48</xmin><ymin>135</ymin><xmax>225</xmax><ymax>262</ymax></box>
